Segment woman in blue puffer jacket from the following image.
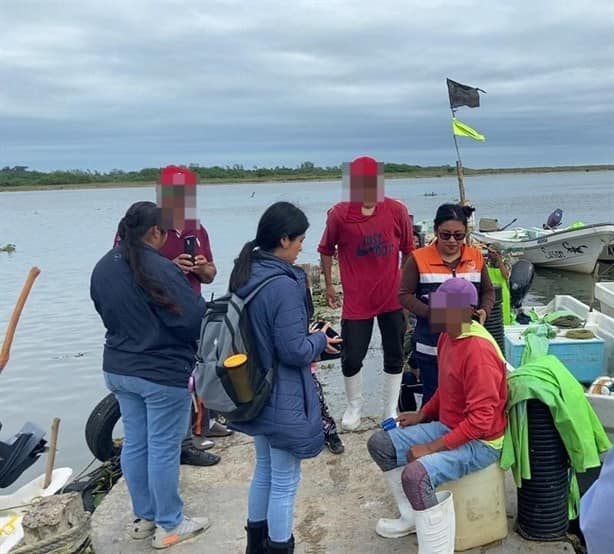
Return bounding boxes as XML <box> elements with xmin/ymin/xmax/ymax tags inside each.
<box><xmin>229</xmin><ymin>202</ymin><xmax>341</xmax><ymax>554</ymax></box>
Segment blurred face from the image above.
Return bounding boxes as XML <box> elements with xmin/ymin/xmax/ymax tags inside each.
<box><xmin>278</xmin><ymin>234</ymin><xmax>305</xmax><ymax>264</ymax></box>
<box><xmin>430</xmin><ymin>307</ymin><xmax>473</xmax><ymax>337</ymax></box>
<box><xmin>429</xmin><ymin>289</ymin><xmax>475</xmax><ymax>336</ymax></box>
<box><xmin>157</xmin><ymin>185</ymin><xmax>196</xmax><ymax>231</ymax></box>
<box><xmin>435</xmin><ymin>219</ymin><xmax>466</xmax><ymax>258</ymax></box>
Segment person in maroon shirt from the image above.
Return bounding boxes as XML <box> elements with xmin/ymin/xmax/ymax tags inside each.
<box><xmin>157</xmin><ymin>165</ymin><xmax>217</xmax><ymax>291</ymax></box>
<box><xmin>318</xmin><ymin>156</ymin><xmax>414</xmax><ymax>432</ymax></box>
<box><xmin>113</xmin><ymin>167</ymin><xmax>228</xmax><ymax>466</ymax></box>
<box><xmin>157</xmin><ymin>166</ymin><xmax>234</xmax><ymax>445</ymax></box>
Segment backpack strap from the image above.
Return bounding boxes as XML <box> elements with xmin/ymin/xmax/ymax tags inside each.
<box><xmin>241</xmin><ymin>275</ymin><xmax>287</xmax><ymax>304</ymax></box>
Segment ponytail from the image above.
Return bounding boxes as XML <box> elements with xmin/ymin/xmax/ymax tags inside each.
<box><xmin>118</xmin><ymin>201</ymin><xmax>180</xmax><ymax>314</ymax></box>
<box><xmin>229</xmin><ymin>240</ymin><xmax>256</xmax><ymax>292</ymax></box>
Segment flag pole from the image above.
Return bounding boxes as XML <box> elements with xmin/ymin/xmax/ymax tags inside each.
<box><xmin>450</xmin><ymin>106</ymin><xmax>466</xmax><ymax>204</ymax></box>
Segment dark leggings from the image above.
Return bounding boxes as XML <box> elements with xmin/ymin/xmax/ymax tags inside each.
<box><xmin>341</xmin><ymin>310</ymin><xmax>406</xmax><ymax>377</ymax></box>
<box><xmin>311</xmin><ymin>372</ymin><xmax>338</xmax><ymax>438</ymax></box>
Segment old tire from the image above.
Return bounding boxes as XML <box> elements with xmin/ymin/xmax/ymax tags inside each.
<box><xmin>85</xmin><ymin>393</ymin><xmax>121</xmax><ymax>461</ymax></box>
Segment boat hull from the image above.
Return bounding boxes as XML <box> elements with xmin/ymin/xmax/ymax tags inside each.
<box><xmin>473</xmin><ymin>224</ymin><xmax>614</xmax><ymax>274</ymax></box>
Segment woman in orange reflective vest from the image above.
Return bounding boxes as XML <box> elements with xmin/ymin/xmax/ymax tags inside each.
<box><xmin>398</xmin><ymin>203</ymin><xmax>494</xmax><ymax>403</ymax></box>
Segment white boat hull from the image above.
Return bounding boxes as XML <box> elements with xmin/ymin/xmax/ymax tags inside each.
<box><xmin>473</xmin><ymin>224</ymin><xmax>614</xmax><ymax>274</ymax></box>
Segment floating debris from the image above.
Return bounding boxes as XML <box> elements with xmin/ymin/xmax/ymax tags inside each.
<box><xmin>1</xmin><ymin>243</ymin><xmax>16</xmax><ymax>253</ymax></box>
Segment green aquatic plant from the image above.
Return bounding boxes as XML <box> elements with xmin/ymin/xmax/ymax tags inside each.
<box><xmin>1</xmin><ymin>243</ymin><xmax>16</xmax><ymax>253</ymax></box>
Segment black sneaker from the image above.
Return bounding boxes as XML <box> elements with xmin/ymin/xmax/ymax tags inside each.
<box><xmin>180</xmin><ymin>445</ymin><xmax>221</xmax><ymax>466</ymax></box>
<box><xmin>325</xmin><ymin>433</ymin><xmax>345</xmax><ymax>455</ymax></box>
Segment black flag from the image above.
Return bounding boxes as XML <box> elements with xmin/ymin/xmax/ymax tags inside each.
<box><xmin>446</xmin><ymin>78</ymin><xmax>486</xmax><ymax>109</ymax></box>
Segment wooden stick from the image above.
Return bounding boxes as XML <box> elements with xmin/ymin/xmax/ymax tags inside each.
<box><xmin>0</xmin><ymin>266</ymin><xmax>41</xmax><ymax>372</ymax></box>
<box><xmin>43</xmin><ymin>417</ymin><xmax>61</xmax><ymax>489</ymax></box>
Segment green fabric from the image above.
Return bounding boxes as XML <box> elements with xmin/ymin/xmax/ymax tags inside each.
<box><xmin>520</xmin><ymin>309</ymin><xmax>582</xmax><ymax>365</ymax></box>
<box><xmin>487</xmin><ymin>267</ymin><xmax>514</xmax><ymax>325</ymax></box>
<box><xmin>458</xmin><ymin>320</ymin><xmax>506</xmax><ymax>361</ymax></box>
<box><xmin>519</xmin><ymin>323</ymin><xmax>556</xmax><ymax>365</ymax></box>
<box><xmin>500</xmin><ymin>355</ymin><xmax>611</xmax><ymax>518</ymax></box>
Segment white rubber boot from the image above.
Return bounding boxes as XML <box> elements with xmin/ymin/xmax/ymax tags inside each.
<box><xmin>375</xmin><ymin>467</ymin><xmax>416</xmax><ymax>538</ymax></box>
<box><xmin>341</xmin><ymin>373</ymin><xmax>363</xmax><ymax>431</ymax></box>
<box><xmin>414</xmin><ymin>490</ymin><xmax>455</xmax><ymax>554</ymax></box>
<box><xmin>382</xmin><ymin>372</ymin><xmax>403</xmax><ymax>421</ymax></box>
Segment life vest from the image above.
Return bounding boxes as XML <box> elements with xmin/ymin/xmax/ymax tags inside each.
<box><xmin>487</xmin><ymin>267</ymin><xmax>513</xmax><ymax>325</ymax></box>
<box><xmin>412</xmin><ymin>242</ymin><xmax>484</xmax><ymax>361</ymax></box>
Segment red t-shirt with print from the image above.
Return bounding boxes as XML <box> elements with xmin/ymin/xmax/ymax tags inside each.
<box><xmin>317</xmin><ymin>197</ymin><xmax>413</xmax><ymax>319</ymax></box>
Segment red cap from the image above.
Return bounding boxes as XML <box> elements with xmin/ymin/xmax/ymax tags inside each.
<box><xmin>349</xmin><ymin>156</ymin><xmax>379</xmax><ymax>177</ymax></box>
<box><xmin>160</xmin><ymin>165</ymin><xmax>198</xmax><ymax>186</ymax></box>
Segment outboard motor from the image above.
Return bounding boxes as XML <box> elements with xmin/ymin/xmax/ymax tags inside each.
<box><xmin>509</xmin><ymin>259</ymin><xmax>535</xmax><ymax>324</ymax></box>
<box><xmin>0</xmin><ymin>422</ymin><xmax>47</xmax><ymax>488</ymax></box>
<box><xmin>543</xmin><ymin>208</ymin><xmax>563</xmax><ymax>230</ymax></box>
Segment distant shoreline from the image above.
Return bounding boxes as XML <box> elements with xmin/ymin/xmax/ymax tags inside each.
<box><xmin>1</xmin><ymin>164</ymin><xmax>612</xmax><ymax>192</ymax></box>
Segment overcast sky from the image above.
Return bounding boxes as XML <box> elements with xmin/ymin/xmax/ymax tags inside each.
<box><xmin>2</xmin><ymin>0</ymin><xmax>613</xmax><ymax>171</ymax></box>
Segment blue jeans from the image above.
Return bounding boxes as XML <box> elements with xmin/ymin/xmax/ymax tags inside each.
<box><xmin>248</xmin><ymin>435</ymin><xmax>302</xmax><ymax>542</ymax></box>
<box><xmin>104</xmin><ymin>372</ymin><xmax>191</xmax><ymax>530</ymax></box>
<box><xmin>387</xmin><ymin>421</ymin><xmax>501</xmax><ymax>488</ymax></box>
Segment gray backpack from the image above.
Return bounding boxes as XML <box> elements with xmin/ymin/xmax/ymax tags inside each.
<box><xmin>192</xmin><ymin>277</ymin><xmax>281</xmax><ymax>422</ymax></box>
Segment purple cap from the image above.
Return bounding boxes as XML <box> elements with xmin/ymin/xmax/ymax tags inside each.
<box><xmin>431</xmin><ymin>278</ymin><xmax>478</xmax><ymax>308</ymax></box>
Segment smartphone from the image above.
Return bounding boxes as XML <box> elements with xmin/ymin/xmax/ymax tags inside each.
<box><xmin>184</xmin><ymin>236</ymin><xmax>197</xmax><ymax>263</ymax></box>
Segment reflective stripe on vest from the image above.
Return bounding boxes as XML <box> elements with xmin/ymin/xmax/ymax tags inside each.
<box><xmin>412</xmin><ymin>243</ymin><xmax>485</xmax><ymax>353</ymax></box>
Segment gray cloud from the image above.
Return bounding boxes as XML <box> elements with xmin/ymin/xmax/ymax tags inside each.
<box><xmin>1</xmin><ymin>0</ymin><xmax>613</xmax><ymax>170</ymax></box>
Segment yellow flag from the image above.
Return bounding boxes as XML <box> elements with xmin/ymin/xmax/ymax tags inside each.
<box><xmin>452</xmin><ymin>117</ymin><xmax>485</xmax><ymax>141</ymax></box>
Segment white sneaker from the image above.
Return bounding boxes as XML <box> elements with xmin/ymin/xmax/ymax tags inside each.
<box><xmin>152</xmin><ymin>516</ymin><xmax>210</xmax><ymax>549</ymax></box>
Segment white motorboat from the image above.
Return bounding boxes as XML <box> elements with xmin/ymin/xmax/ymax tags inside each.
<box><xmin>472</xmin><ymin>223</ymin><xmax>614</xmax><ymax>274</ymax></box>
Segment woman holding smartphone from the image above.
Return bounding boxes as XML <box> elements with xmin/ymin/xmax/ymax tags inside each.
<box><xmin>228</xmin><ymin>202</ymin><xmax>341</xmax><ymax>554</ymax></box>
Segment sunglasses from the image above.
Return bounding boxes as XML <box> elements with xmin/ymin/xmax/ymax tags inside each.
<box><xmin>437</xmin><ymin>231</ymin><xmax>466</xmax><ymax>241</ymax></box>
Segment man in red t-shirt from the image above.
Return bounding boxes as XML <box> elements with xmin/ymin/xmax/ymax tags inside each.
<box><xmin>366</xmin><ymin>278</ymin><xmax>507</xmax><ymax>551</ymax></box>
<box><xmin>318</xmin><ymin>156</ymin><xmax>414</xmax><ymax>431</ymax></box>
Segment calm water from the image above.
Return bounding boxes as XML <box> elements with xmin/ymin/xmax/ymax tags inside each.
<box><xmin>1</xmin><ymin>171</ymin><xmax>613</xmax><ymax>488</ymax></box>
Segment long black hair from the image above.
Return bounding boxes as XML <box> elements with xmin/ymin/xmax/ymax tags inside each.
<box><xmin>117</xmin><ymin>201</ymin><xmax>179</xmax><ymax>313</ymax></box>
<box><xmin>433</xmin><ymin>203</ymin><xmax>476</xmax><ymax>230</ymax></box>
<box><xmin>229</xmin><ymin>201</ymin><xmax>309</xmax><ymax>292</ymax></box>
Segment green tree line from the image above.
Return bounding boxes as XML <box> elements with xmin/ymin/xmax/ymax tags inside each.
<box><xmin>0</xmin><ymin>162</ymin><xmax>456</xmax><ymax>187</ymax></box>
